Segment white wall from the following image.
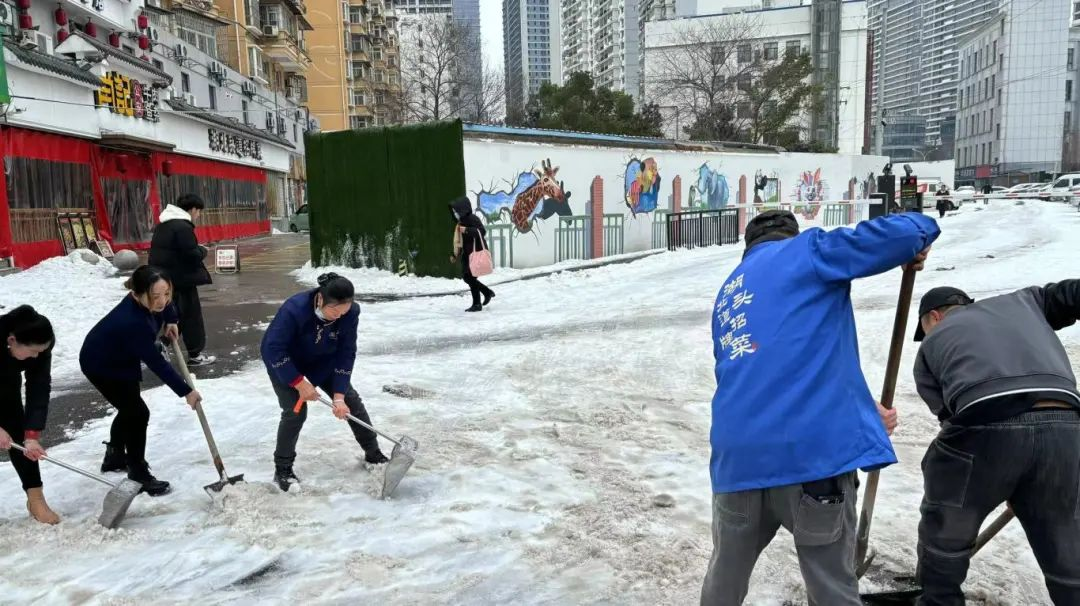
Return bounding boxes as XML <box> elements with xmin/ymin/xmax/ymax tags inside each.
<box><xmin>1</xmin><ymin>62</ymin><xmax>100</xmax><ymax>139</ymax></box>
<box><xmin>463</xmin><ymin>137</ymin><xmax>886</xmax><ymax>268</ymax></box>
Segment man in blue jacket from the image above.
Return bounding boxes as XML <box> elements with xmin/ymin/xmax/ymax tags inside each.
<box><xmin>701</xmin><ymin>209</ymin><xmax>940</xmax><ymax>605</ymax></box>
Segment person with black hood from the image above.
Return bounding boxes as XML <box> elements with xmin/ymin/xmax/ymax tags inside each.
<box><xmin>149</xmin><ymin>193</ymin><xmax>215</xmax><ymax>367</ymax></box>
<box><xmin>0</xmin><ymin>305</ymin><xmax>60</xmax><ymax>524</ymax></box>
<box><xmin>261</xmin><ymin>273</ymin><xmax>388</xmax><ymax>492</ymax></box>
<box><xmin>935</xmin><ymin>184</ymin><xmax>951</xmax><ymax>218</ymax></box>
<box><xmin>912</xmin><ymin>283</ymin><xmax>1080</xmax><ymax>604</ymax></box>
<box><xmin>449</xmin><ymin>196</ymin><xmax>495</xmax><ymax>312</ymax></box>
<box><xmin>81</xmin><ymin>266</ymin><xmax>203</xmax><ymax>496</ymax></box>
<box><xmin>701</xmin><ymin>209</ymin><xmax>939</xmax><ymax>605</ymax></box>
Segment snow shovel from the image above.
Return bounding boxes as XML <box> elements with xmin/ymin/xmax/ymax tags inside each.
<box><xmin>856</xmin><ymin>265</ymin><xmax>918</xmax><ymax>578</ymax></box>
<box><xmin>171</xmin><ymin>339</ymin><xmax>245</xmax><ymax>495</ymax></box>
<box><xmin>313</xmin><ymin>395</ymin><xmax>417</xmax><ymax>499</ymax></box>
<box><xmin>859</xmin><ymin>509</ymin><xmax>1016</xmax><ymax>604</ymax></box>
<box><xmin>10</xmin><ymin>443</ymin><xmax>141</xmax><ymax>529</ymax></box>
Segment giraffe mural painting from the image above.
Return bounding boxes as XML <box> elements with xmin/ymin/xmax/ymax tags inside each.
<box><xmin>476</xmin><ymin>159</ymin><xmax>573</xmax><ymax>233</ymax></box>
<box><xmin>624</xmin><ymin>157</ymin><xmax>661</xmax><ymax>216</ymax></box>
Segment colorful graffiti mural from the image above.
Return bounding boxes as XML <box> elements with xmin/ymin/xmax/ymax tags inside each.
<box><xmin>688</xmin><ymin>163</ymin><xmax>730</xmax><ymax>210</ymax></box>
<box><xmin>753</xmin><ymin>171</ymin><xmax>780</xmax><ymax>205</ymax></box>
<box><xmin>624</xmin><ymin>158</ymin><xmax>661</xmax><ymax>216</ymax></box>
<box><xmin>792</xmin><ymin>169</ymin><xmax>829</xmax><ymax>219</ymax></box>
<box><xmin>476</xmin><ymin>159</ymin><xmax>572</xmax><ymax>233</ymax></box>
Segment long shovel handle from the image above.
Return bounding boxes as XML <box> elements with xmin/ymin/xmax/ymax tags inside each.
<box><xmin>973</xmin><ymin>509</ymin><xmax>1015</xmax><ymax>555</ymax></box>
<box><xmin>171</xmin><ymin>339</ymin><xmax>229</xmax><ymax>480</ymax></box>
<box><xmin>856</xmin><ymin>265</ymin><xmax>918</xmax><ymax>572</ymax></box>
<box><xmin>9</xmin><ymin>443</ymin><xmax>118</xmax><ymax>489</ymax></box>
<box><xmin>315</xmin><ymin>396</ymin><xmax>404</xmax><ymax>447</ymax></box>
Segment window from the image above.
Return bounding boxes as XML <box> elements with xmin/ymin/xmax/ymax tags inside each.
<box><xmin>249</xmin><ymin>46</ymin><xmax>267</xmax><ymax>82</ymax></box>
<box><xmin>1070</xmin><ymin>80</ymin><xmax>1075</xmax><ymax>102</ymax></box>
<box><xmin>176</xmin><ymin>11</ymin><xmax>221</xmax><ymax>58</ymax></box>
<box><xmin>990</xmin><ymin>109</ymin><xmax>993</xmax><ymax>131</ymax></box>
<box><xmin>181</xmin><ymin>73</ymin><xmax>191</xmax><ymax>93</ymax></box>
<box><xmin>711</xmin><ymin>75</ymin><xmax>725</xmax><ymax>90</ymax></box>
<box><xmin>991</xmin><ymin>75</ymin><xmax>995</xmax><ymax>96</ymax></box>
<box><xmin>997</xmin><ymin>122</ymin><xmax>1001</xmax><ymax>140</ymax></box>
<box><xmin>373</xmin><ymin>47</ymin><xmax>383</xmax><ymax>60</ymax></box>
<box><xmin>710</xmin><ymin>45</ymin><xmax>725</xmax><ymax>64</ymax></box>
<box><xmin>738</xmin><ymin>73</ymin><xmax>751</xmax><ymax>91</ymax></box>
<box><xmin>737</xmin><ymin>44</ymin><xmax>751</xmax><ymax>63</ymax></box>
<box><xmin>993</xmin><ymin>41</ymin><xmax>997</xmax><ymax>62</ymax></box>
<box><xmin>349</xmin><ymin>115</ymin><xmax>367</xmax><ymax>129</ymax></box>
<box><xmin>349</xmin><ymin>6</ymin><xmax>363</xmax><ymax>23</ymax></box>
<box><xmin>241</xmin><ymin>100</ymin><xmax>249</xmax><ymax>124</ymax></box>
<box><xmin>208</xmin><ymin>85</ymin><xmax>217</xmax><ymax>110</ymax></box>
<box><xmin>1067</xmin><ymin>111</ymin><xmax>1073</xmax><ymax>131</ymax></box>
<box><xmin>786</xmin><ymin>40</ymin><xmax>800</xmax><ymax>57</ymax></box>
<box><xmin>375</xmin><ymin>91</ymin><xmax>385</xmax><ymax>105</ymax></box>
<box><xmin>737</xmin><ymin>102</ymin><xmax>751</xmax><ymax>119</ymax></box>
<box><xmin>763</xmin><ymin>42</ymin><xmax>778</xmax><ymax>61</ymax></box>
<box><xmin>351</xmin><ymin>61</ymin><xmax>366</xmax><ymax>79</ymax></box>
<box><xmin>353</xmin><ymin>90</ymin><xmax>366</xmax><ymax>106</ymax></box>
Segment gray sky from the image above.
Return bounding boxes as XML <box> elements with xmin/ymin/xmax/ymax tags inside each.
<box><xmin>479</xmin><ymin>0</ymin><xmax>504</xmax><ymax>69</ymax></box>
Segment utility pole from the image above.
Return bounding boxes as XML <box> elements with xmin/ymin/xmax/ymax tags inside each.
<box><xmin>874</xmin><ymin>4</ymin><xmax>888</xmax><ymax>156</ymax></box>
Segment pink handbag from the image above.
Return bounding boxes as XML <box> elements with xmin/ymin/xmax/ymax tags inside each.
<box><xmin>468</xmin><ymin>235</ymin><xmax>494</xmax><ymax>277</ymax></box>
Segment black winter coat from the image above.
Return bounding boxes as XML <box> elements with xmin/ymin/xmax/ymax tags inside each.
<box><xmin>450</xmin><ymin>197</ymin><xmax>488</xmax><ymax>276</ymax></box>
<box><xmin>0</xmin><ymin>314</ymin><xmax>52</xmax><ymax>433</ymax></box>
<box><xmin>148</xmin><ymin>207</ymin><xmax>212</xmax><ymax>289</ymax></box>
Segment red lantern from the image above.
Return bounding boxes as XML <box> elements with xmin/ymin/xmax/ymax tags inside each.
<box><xmin>84</xmin><ymin>19</ymin><xmax>97</xmax><ymax>37</ymax></box>
<box><xmin>138</xmin><ymin>34</ymin><xmax>149</xmax><ymax>50</ymax></box>
<box><xmin>15</xmin><ymin>0</ymin><xmax>30</xmax><ymax>10</ymax></box>
<box><xmin>57</xmin><ymin>28</ymin><xmax>69</xmax><ymax>42</ymax></box>
<box><xmin>54</xmin><ymin>5</ymin><xmax>67</xmax><ymax>26</ymax></box>
<box><xmin>18</xmin><ymin>14</ymin><xmax>32</xmax><ymax>29</ymax></box>
<box><xmin>161</xmin><ymin>161</ymin><xmax>174</xmax><ymax>177</ymax></box>
<box><xmin>137</xmin><ymin>14</ymin><xmax>148</xmax><ymax>29</ymax></box>
<box><xmin>109</xmin><ymin>32</ymin><xmax>120</xmax><ymax>47</ymax></box>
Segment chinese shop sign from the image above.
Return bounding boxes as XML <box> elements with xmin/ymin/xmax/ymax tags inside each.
<box><xmin>95</xmin><ymin>72</ymin><xmax>160</xmax><ymax>122</ymax></box>
<box><xmin>208</xmin><ymin>129</ymin><xmax>263</xmax><ymax>160</ymax></box>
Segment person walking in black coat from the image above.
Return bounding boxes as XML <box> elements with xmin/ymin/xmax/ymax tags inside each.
<box><xmin>81</xmin><ymin>266</ymin><xmax>203</xmax><ymax>496</ymax></box>
<box><xmin>149</xmin><ymin>194</ymin><xmax>215</xmax><ymax>366</ymax></box>
<box><xmin>449</xmin><ymin>196</ymin><xmax>494</xmax><ymax>312</ymax></box>
<box><xmin>0</xmin><ymin>306</ymin><xmax>60</xmax><ymax>524</ymax></box>
<box><xmin>935</xmin><ymin>185</ymin><xmax>951</xmax><ymax>218</ymax></box>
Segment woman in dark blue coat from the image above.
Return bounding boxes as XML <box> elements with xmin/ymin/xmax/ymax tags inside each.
<box><xmin>260</xmin><ymin>273</ymin><xmax>387</xmax><ymax>492</ymax></box>
<box><xmin>81</xmin><ymin>266</ymin><xmax>203</xmax><ymax>496</ymax></box>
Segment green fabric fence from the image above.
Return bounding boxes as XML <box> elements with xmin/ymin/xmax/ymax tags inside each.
<box><xmin>305</xmin><ymin>120</ymin><xmax>466</xmax><ymax>279</ymax></box>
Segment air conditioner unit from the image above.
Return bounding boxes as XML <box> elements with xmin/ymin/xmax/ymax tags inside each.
<box><xmin>147</xmin><ymin>26</ymin><xmax>160</xmax><ymax>41</ymax></box>
<box><xmin>265</xmin><ymin>113</ymin><xmax>275</xmax><ymax>129</ymax></box>
<box><xmin>176</xmin><ymin>43</ymin><xmax>188</xmax><ymax>58</ymax></box>
<box><xmin>0</xmin><ymin>3</ymin><xmax>13</xmax><ymax>27</ymax></box>
<box><xmin>242</xmin><ymin>80</ymin><xmax>257</xmax><ymax>96</ymax></box>
<box><xmin>17</xmin><ymin>29</ymin><xmax>37</xmax><ymax>49</ymax></box>
<box><xmin>34</xmin><ymin>31</ymin><xmax>52</xmax><ymax>54</ymax></box>
<box><xmin>182</xmin><ymin>92</ymin><xmax>197</xmax><ymax>105</ymax></box>
<box><xmin>262</xmin><ymin>25</ymin><xmax>279</xmax><ymax>36</ymax></box>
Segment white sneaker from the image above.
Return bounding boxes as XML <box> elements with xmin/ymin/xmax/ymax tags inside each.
<box><xmin>187</xmin><ymin>354</ymin><xmax>217</xmax><ymax>366</ymax></box>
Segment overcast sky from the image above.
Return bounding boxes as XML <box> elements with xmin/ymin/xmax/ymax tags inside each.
<box><xmin>479</xmin><ymin>0</ymin><xmax>504</xmax><ymax>69</ymax></box>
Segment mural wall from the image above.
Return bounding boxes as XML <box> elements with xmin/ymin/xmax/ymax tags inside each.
<box><xmin>462</xmin><ymin>139</ymin><xmax>887</xmax><ymax>269</ymax></box>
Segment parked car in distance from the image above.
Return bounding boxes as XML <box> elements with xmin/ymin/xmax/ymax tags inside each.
<box><xmin>289</xmin><ymin>204</ymin><xmax>310</xmax><ymax>232</ymax></box>
<box><xmin>1050</xmin><ymin>174</ymin><xmax>1080</xmax><ymax>201</ymax></box>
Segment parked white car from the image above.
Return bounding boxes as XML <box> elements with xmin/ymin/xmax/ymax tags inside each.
<box><xmin>952</xmin><ymin>186</ymin><xmax>976</xmax><ymax>202</ymax></box>
<box><xmin>1049</xmin><ymin>174</ymin><xmax>1080</xmax><ymax>201</ymax></box>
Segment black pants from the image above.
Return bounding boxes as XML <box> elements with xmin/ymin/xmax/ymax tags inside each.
<box><xmin>463</xmin><ymin>274</ymin><xmax>494</xmax><ymax>307</ymax></box>
<box><xmin>917</xmin><ymin>410</ymin><xmax>1080</xmax><ymax>605</ymax></box>
<box><xmin>0</xmin><ymin>395</ymin><xmax>42</xmax><ymax>491</ymax></box>
<box><xmin>938</xmin><ymin>208</ymin><xmax>947</xmax><ymax>218</ymax></box>
<box><xmin>174</xmin><ymin>286</ymin><xmax>206</xmax><ymax>358</ymax></box>
<box><xmin>87</xmin><ymin>375</ymin><xmax>151</xmax><ymax>469</ymax></box>
<box><xmin>270</xmin><ymin>377</ymin><xmax>379</xmax><ymax>468</ymax></box>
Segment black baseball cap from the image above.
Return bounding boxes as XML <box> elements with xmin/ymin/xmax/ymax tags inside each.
<box><xmin>745</xmin><ymin>210</ymin><xmax>799</xmax><ymax>251</ymax></box>
<box><xmin>914</xmin><ymin>286</ymin><xmax>975</xmax><ymax>341</ymax></box>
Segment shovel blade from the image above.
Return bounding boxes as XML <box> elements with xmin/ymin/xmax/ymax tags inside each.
<box><xmin>98</xmin><ymin>479</ymin><xmax>143</xmax><ymax>529</ymax></box>
<box><xmin>381</xmin><ymin>441</ymin><xmax>416</xmax><ymax>499</ymax></box>
<box><xmin>204</xmin><ymin>474</ymin><xmax>246</xmax><ymax>496</ymax></box>
<box><xmin>860</xmin><ymin>575</ymin><xmax>921</xmax><ymax>605</ymax></box>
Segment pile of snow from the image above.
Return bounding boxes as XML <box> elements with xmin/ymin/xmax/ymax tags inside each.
<box><xmin>0</xmin><ymin>254</ymin><xmax>126</xmax><ymax>386</ymax></box>
<box><xmin>0</xmin><ymin>200</ymin><xmax>1075</xmax><ymax>603</ymax></box>
<box><xmin>292</xmin><ymin>251</ymin><xmax>660</xmax><ymax>296</ymax></box>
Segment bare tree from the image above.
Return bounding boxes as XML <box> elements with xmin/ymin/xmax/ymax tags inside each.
<box><xmin>466</xmin><ymin>63</ymin><xmax>507</xmax><ymax>124</ymax></box>
<box><xmin>395</xmin><ymin>15</ymin><xmax>489</xmax><ymax>123</ymax></box>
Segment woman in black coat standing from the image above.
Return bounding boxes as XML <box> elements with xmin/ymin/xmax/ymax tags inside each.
<box><xmin>449</xmin><ymin>196</ymin><xmax>494</xmax><ymax>312</ymax></box>
<box><xmin>0</xmin><ymin>305</ymin><xmax>60</xmax><ymax>524</ymax></box>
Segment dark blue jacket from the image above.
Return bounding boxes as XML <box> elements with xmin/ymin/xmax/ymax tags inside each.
<box><xmin>261</xmin><ymin>290</ymin><xmax>359</xmax><ymax>395</ymax></box>
<box><xmin>710</xmin><ymin>213</ymin><xmax>940</xmax><ymax>493</ymax></box>
<box><xmin>80</xmin><ymin>295</ymin><xmax>192</xmax><ymax>397</ymax></box>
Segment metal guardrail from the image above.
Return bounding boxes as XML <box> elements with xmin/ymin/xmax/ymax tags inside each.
<box><xmin>665</xmin><ymin>209</ymin><xmax>739</xmax><ymax>251</ymax></box>
<box><xmin>555</xmin><ymin>215</ymin><xmax>589</xmax><ymax>262</ymax></box>
<box><xmin>602</xmin><ymin>214</ymin><xmax>624</xmax><ymax>257</ymax></box>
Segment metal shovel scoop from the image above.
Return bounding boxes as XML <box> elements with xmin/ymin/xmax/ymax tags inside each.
<box><xmin>10</xmin><ymin>443</ymin><xmax>142</xmax><ymax>529</ymax></box>
<box><xmin>315</xmin><ymin>397</ymin><xmax>418</xmax><ymax>499</ymax></box>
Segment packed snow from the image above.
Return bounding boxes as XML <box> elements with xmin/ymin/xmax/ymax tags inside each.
<box><xmin>1</xmin><ymin>200</ymin><xmax>1077</xmax><ymax>604</ymax></box>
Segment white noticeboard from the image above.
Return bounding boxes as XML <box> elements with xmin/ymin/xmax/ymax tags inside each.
<box><xmin>215</xmin><ymin>245</ymin><xmax>239</xmax><ymax>274</ymax></box>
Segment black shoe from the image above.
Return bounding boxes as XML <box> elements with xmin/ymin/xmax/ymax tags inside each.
<box><xmin>100</xmin><ymin>441</ymin><xmax>127</xmax><ymax>473</ymax></box>
<box><xmin>274</xmin><ymin>466</ymin><xmax>300</xmax><ymax>492</ymax></box>
<box><xmin>482</xmin><ymin>292</ymin><xmax>494</xmax><ymax>307</ymax></box>
<box><xmin>128</xmin><ymin>464</ymin><xmax>171</xmax><ymax>497</ymax></box>
<box><xmin>365</xmin><ymin>450</ymin><xmax>390</xmax><ymax>465</ymax></box>
<box><xmin>466</xmin><ymin>305</ymin><xmax>483</xmax><ymax>312</ymax></box>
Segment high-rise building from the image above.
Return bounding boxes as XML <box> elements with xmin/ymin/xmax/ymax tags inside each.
<box><xmin>306</xmin><ymin>0</ymin><xmax>402</xmax><ymax>131</ymax></box>
<box><xmin>214</xmin><ymin>0</ymin><xmax>312</xmax><ymax>107</ymax></box>
<box><xmin>503</xmin><ymin>0</ymin><xmax>562</xmax><ymax>119</ymax></box>
<box><xmin>637</xmin><ymin>0</ymin><xmax>677</xmax><ymax>99</ymax></box>
<box><xmin>869</xmin><ymin>0</ymin><xmax>998</xmax><ymax>152</ymax></box>
<box><xmin>560</xmin><ymin>0</ymin><xmax>640</xmax><ymax>98</ymax></box>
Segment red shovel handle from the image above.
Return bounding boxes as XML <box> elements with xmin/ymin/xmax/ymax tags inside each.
<box><xmin>294</xmin><ymin>398</ymin><xmax>306</xmax><ymax>414</ymax></box>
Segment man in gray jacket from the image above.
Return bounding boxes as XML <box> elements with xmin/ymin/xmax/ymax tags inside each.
<box><xmin>913</xmin><ymin>284</ymin><xmax>1080</xmax><ymax>605</ymax></box>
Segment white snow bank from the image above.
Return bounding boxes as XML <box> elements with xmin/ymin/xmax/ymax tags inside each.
<box><xmin>0</xmin><ymin>253</ymin><xmax>126</xmax><ymax>386</ymax></box>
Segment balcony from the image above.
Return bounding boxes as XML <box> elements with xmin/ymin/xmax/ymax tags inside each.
<box><xmin>260</xmin><ymin>27</ymin><xmax>312</xmax><ymax>71</ymax></box>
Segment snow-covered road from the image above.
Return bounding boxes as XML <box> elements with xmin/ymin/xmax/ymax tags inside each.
<box><xmin>0</xmin><ymin>200</ymin><xmax>1076</xmax><ymax>604</ymax></box>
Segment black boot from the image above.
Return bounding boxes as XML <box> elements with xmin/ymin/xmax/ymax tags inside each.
<box><xmin>365</xmin><ymin>450</ymin><xmax>390</xmax><ymax>465</ymax></box>
<box><xmin>100</xmin><ymin>441</ymin><xmax>127</xmax><ymax>473</ymax></box>
<box><xmin>482</xmin><ymin>292</ymin><xmax>494</xmax><ymax>307</ymax></box>
<box><xmin>465</xmin><ymin>304</ymin><xmax>483</xmax><ymax>312</ymax></box>
<box><xmin>274</xmin><ymin>466</ymin><xmax>300</xmax><ymax>492</ymax></box>
<box><xmin>128</xmin><ymin>462</ymin><xmax>170</xmax><ymax>497</ymax></box>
